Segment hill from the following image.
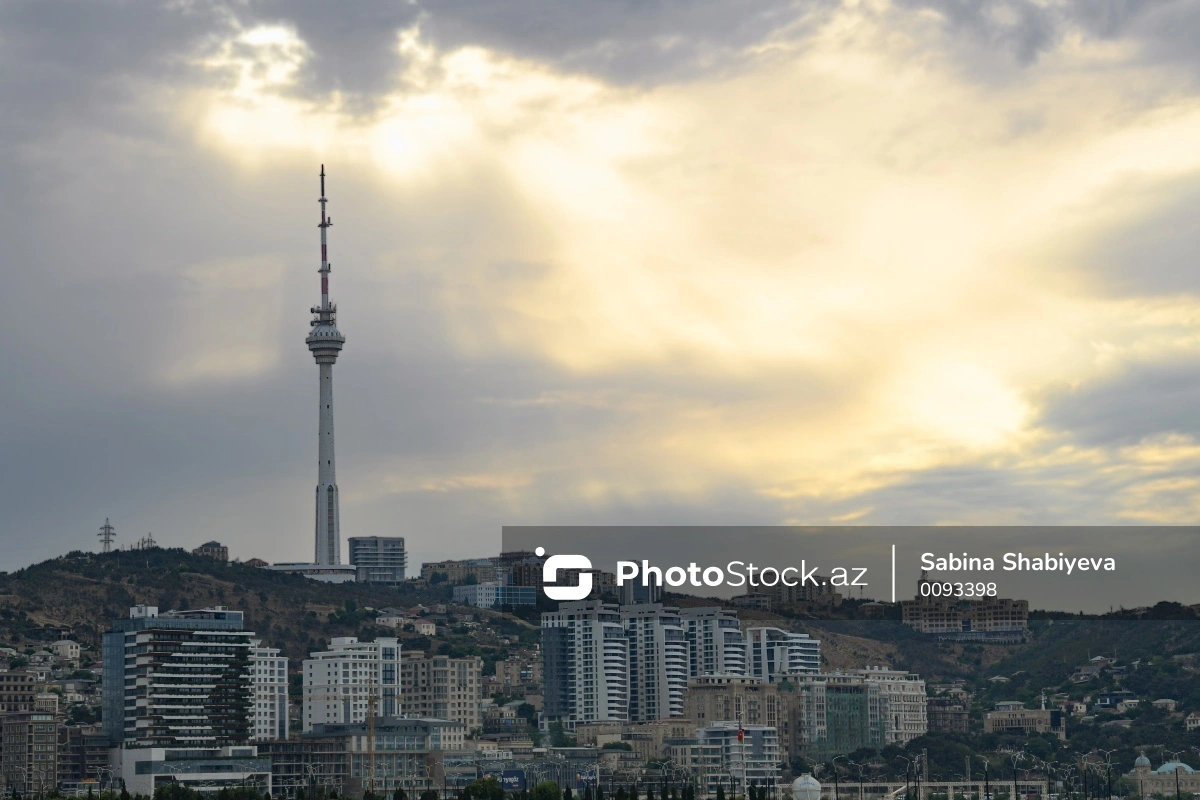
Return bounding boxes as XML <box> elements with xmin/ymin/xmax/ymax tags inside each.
<box><xmin>0</xmin><ymin>548</ymin><xmax>538</xmax><ymax>668</ymax></box>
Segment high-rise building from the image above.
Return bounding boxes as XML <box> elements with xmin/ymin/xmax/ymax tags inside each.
<box><xmin>623</xmin><ymin>604</ymin><xmax>688</xmax><ymax>722</ymax></box>
<box><xmin>307</xmin><ymin>165</ymin><xmax>346</xmax><ymax>567</ymax></box>
<box><xmin>303</xmin><ymin>637</ymin><xmax>400</xmax><ymax>731</ymax></box>
<box><xmin>57</xmin><ymin>724</ymin><xmax>109</xmax><ymax>785</ymax></box>
<box><xmin>2</xmin><ymin>712</ymin><xmax>59</xmax><ymax>795</ymax></box>
<box><xmin>841</xmin><ymin>666</ymin><xmax>928</xmax><ymax>744</ymax></box>
<box><xmin>745</xmin><ymin>627</ymin><xmax>820</xmax><ymax>681</ymax></box>
<box><xmin>790</xmin><ymin>673</ymin><xmax>887</xmax><ymax>762</ymax></box>
<box><xmin>542</xmin><ymin>601</ymin><xmax>629</xmax><ymax>727</ymax></box>
<box><xmin>102</xmin><ymin>605</ymin><xmax>254</xmax><ymax>747</ymax></box>
<box><xmin>348</xmin><ymin>537</ymin><xmax>407</xmax><ymax>584</ymax></box>
<box><xmin>252</xmin><ymin>643</ymin><xmax>289</xmax><ymax>741</ymax></box>
<box><xmin>679</xmin><ymin>607</ymin><xmax>746</xmax><ymax>677</ymax></box>
<box><xmin>400</xmin><ymin>655</ymin><xmax>482</xmax><ymax>733</ymax></box>
<box><xmin>685</xmin><ymin>675</ymin><xmax>794</xmax><ymax>757</ymax></box>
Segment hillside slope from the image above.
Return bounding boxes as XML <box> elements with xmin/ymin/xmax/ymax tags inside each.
<box><xmin>0</xmin><ymin>548</ymin><xmax>534</xmax><ymax>664</ymax></box>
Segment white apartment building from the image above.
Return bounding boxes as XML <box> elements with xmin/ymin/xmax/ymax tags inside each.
<box><xmin>401</xmin><ymin>655</ymin><xmax>482</xmax><ymax>733</ymax></box>
<box><xmin>252</xmin><ymin>643</ymin><xmax>289</xmax><ymax>741</ymax></box>
<box><xmin>745</xmin><ymin>627</ymin><xmax>820</xmax><ymax>681</ymax></box>
<box><xmin>542</xmin><ymin>601</ymin><xmax>629</xmax><ymax>727</ymax></box>
<box><xmin>303</xmin><ymin>637</ymin><xmax>400</xmax><ymax>732</ymax></box>
<box><xmin>679</xmin><ymin>608</ymin><xmax>746</xmax><ymax>677</ymax></box>
<box><xmin>844</xmin><ymin>666</ymin><xmax>928</xmax><ymax>744</ymax></box>
<box><xmin>624</xmin><ymin>604</ymin><xmax>689</xmax><ymax>722</ymax></box>
<box><xmin>696</xmin><ymin>723</ymin><xmax>782</xmax><ymax>790</ymax></box>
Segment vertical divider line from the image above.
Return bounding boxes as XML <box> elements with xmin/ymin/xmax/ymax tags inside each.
<box><xmin>892</xmin><ymin>543</ymin><xmax>896</xmax><ymax>603</ymax></box>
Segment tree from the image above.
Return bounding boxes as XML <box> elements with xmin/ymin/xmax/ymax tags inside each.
<box><xmin>533</xmin><ymin>782</ymin><xmax>563</xmax><ymax>800</ymax></box>
<box><xmin>393</xmin><ymin>789</ymin><xmax>408</xmax><ymax>800</ymax></box>
<box><xmin>717</xmin><ymin>787</ymin><xmax>726</xmax><ymax>800</ymax></box>
<box><xmin>420</xmin><ymin>792</ymin><xmax>440</xmax><ymax>800</ymax></box>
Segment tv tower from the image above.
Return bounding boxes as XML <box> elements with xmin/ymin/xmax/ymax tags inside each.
<box><xmin>306</xmin><ymin>165</ymin><xmax>346</xmax><ymax>565</ymax></box>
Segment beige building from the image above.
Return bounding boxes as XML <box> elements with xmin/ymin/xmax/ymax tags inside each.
<box><xmin>401</xmin><ymin>655</ymin><xmax>482</xmax><ymax>733</ymax></box>
<box><xmin>984</xmin><ymin>707</ymin><xmax>1066</xmax><ymax>741</ymax></box>
<box><xmin>576</xmin><ymin>720</ymin><xmax>694</xmax><ymax>762</ymax></box>
<box><xmin>420</xmin><ymin>559</ymin><xmax>497</xmax><ymax>584</ymax></box>
<box><xmin>495</xmin><ymin>656</ymin><xmax>542</xmax><ymax>692</ymax></box>
<box><xmin>1129</xmin><ymin>757</ymin><xmax>1199</xmax><ymax>796</ymax></box>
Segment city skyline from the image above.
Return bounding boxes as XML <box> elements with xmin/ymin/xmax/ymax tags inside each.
<box><xmin>8</xmin><ymin>2</ymin><xmax>1200</xmax><ymax>571</ymax></box>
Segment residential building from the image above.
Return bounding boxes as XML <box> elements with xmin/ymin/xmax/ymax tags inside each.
<box><xmin>494</xmin><ymin>656</ymin><xmax>541</xmax><ymax>693</ymax></box>
<box><xmin>0</xmin><ymin>669</ymin><xmax>35</xmax><ymax>714</ymax></box>
<box><xmin>305</xmin><ymin>717</ymin><xmax>466</xmax><ymax>797</ymax></box>
<box><xmin>684</xmin><ymin>675</ymin><xmax>794</xmax><ymax>757</ymax></box>
<box><xmin>101</xmin><ymin>605</ymin><xmax>253</xmax><ymax>747</ymax></box>
<box><xmin>348</xmin><ymin>537</ymin><xmax>407</xmax><ymax>585</ymax></box>
<box><xmin>303</xmin><ymin>637</ymin><xmax>401</xmax><ymax>732</ymax></box>
<box><xmin>927</xmin><ymin>696</ymin><xmax>969</xmax><ymax>734</ymax></box>
<box><xmin>729</xmin><ymin>594</ymin><xmax>771</xmax><ymax>612</ymax></box>
<box><xmin>452</xmin><ymin>582</ymin><xmax>536</xmax><ymax>609</ymax></box>
<box><xmin>624</xmin><ymin>604</ymin><xmax>688</xmax><ymax>722</ymax></box>
<box><xmin>260</xmin><ymin>735</ymin><xmax>348</xmax><ymax>799</ymax></box>
<box><xmin>193</xmin><ymin>541</ymin><xmax>230</xmax><ymax>562</ymax></box>
<box><xmin>57</xmin><ymin>724</ymin><xmax>109</xmax><ymax>784</ymax></box>
<box><xmin>420</xmin><ymin>559</ymin><xmax>496</xmax><ymax>585</ymax></box>
<box><xmin>792</xmin><ymin>673</ymin><xmax>887</xmax><ymax>762</ymax></box>
<box><xmin>984</xmin><ymin>708</ymin><xmax>1066</xmax><ymax>741</ymax></box>
<box><xmin>252</xmin><ymin>643</ymin><xmax>289</xmax><ymax>741</ymax></box>
<box><xmin>696</xmin><ymin>723</ymin><xmax>781</xmax><ymax>792</ymax></box>
<box><xmin>49</xmin><ymin>640</ymin><xmax>81</xmax><ymax>662</ymax></box>
<box><xmin>901</xmin><ymin>573</ymin><xmax>1028</xmax><ymax>640</ymax></box>
<box><xmin>542</xmin><ymin>601</ymin><xmax>629</xmax><ymax>727</ymax></box>
<box><xmin>1</xmin><ymin>712</ymin><xmax>58</xmax><ymax>795</ymax></box>
<box><xmin>760</xmin><ymin>578</ymin><xmax>842</xmax><ymax>609</ymax></box>
<box><xmin>844</xmin><ymin>666</ymin><xmax>928</xmax><ymax>744</ymax></box>
<box><xmin>401</xmin><ymin>655</ymin><xmax>482</xmax><ymax>733</ymax></box>
<box><xmin>1186</xmin><ymin>712</ymin><xmax>1200</xmax><ymax>732</ymax></box>
<box><xmin>745</xmin><ymin>627</ymin><xmax>820</xmax><ymax>681</ymax></box>
<box><xmin>679</xmin><ymin>608</ymin><xmax>746</xmax><ymax>677</ymax></box>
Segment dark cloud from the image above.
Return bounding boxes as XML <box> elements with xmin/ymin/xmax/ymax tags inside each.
<box><xmin>1079</xmin><ymin>176</ymin><xmax>1200</xmax><ymax>297</ymax></box>
<box><xmin>1037</xmin><ymin>359</ymin><xmax>1200</xmax><ymax>447</ymax></box>
<box><xmin>896</xmin><ymin>0</ymin><xmax>1200</xmax><ymax>80</ymax></box>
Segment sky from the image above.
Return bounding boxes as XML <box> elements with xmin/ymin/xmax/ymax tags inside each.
<box><xmin>4</xmin><ymin>0</ymin><xmax>1200</xmax><ymax>571</ymax></box>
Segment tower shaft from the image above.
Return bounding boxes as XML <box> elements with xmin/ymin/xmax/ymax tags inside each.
<box><xmin>306</xmin><ymin>164</ymin><xmax>346</xmax><ymax>565</ymax></box>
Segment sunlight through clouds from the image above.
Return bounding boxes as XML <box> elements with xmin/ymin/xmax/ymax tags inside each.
<box><xmin>181</xmin><ymin>1</ymin><xmax>1200</xmax><ymax>525</ymax></box>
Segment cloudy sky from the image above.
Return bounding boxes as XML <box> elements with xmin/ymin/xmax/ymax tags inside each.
<box><xmin>3</xmin><ymin>0</ymin><xmax>1200</xmax><ymax>571</ymax></box>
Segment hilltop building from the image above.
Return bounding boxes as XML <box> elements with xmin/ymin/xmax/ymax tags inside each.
<box><xmin>348</xmin><ymin>536</ymin><xmax>407</xmax><ymax>584</ymax></box>
<box><xmin>193</xmin><ymin>541</ymin><xmax>229</xmax><ymax>562</ymax></box>
<box><xmin>901</xmin><ymin>572</ymin><xmax>1028</xmax><ymax>641</ymax></box>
